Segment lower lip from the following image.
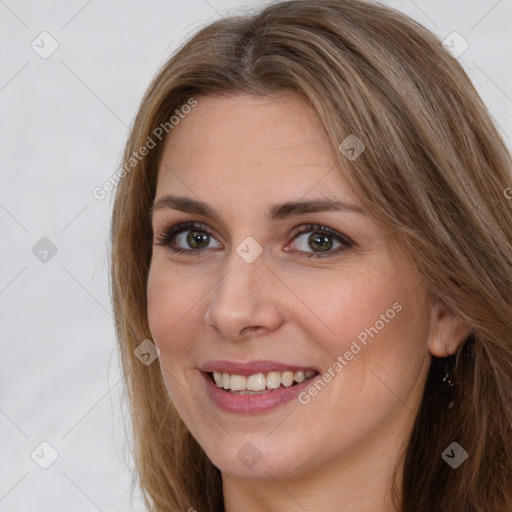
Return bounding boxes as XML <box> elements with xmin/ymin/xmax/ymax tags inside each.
<box><xmin>201</xmin><ymin>372</ymin><xmax>317</xmax><ymax>414</ymax></box>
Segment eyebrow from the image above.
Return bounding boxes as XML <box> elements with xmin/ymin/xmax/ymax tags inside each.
<box><xmin>150</xmin><ymin>194</ymin><xmax>365</xmax><ymax>222</ymax></box>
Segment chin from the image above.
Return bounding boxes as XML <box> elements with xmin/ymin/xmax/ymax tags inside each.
<box><xmin>207</xmin><ymin>444</ymin><xmax>305</xmax><ymax>481</ymax></box>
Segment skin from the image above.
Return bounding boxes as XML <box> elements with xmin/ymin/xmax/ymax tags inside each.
<box><xmin>147</xmin><ymin>92</ymin><xmax>469</xmax><ymax>512</ymax></box>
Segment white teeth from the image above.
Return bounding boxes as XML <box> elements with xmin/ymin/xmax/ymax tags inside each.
<box><xmin>213</xmin><ymin>372</ymin><xmax>223</xmax><ymax>387</ymax></box>
<box><xmin>212</xmin><ymin>369</ymin><xmax>316</xmax><ymax>392</ymax></box>
<box><xmin>247</xmin><ymin>373</ymin><xmax>266</xmax><ymax>391</ymax></box>
<box><xmin>266</xmin><ymin>371</ymin><xmax>282</xmax><ymax>389</ymax></box>
<box><xmin>281</xmin><ymin>371</ymin><xmax>294</xmax><ymax>387</ymax></box>
<box><xmin>230</xmin><ymin>374</ymin><xmax>247</xmax><ymax>391</ymax></box>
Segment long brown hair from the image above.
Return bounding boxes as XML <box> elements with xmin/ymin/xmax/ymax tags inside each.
<box><xmin>110</xmin><ymin>1</ymin><xmax>512</xmax><ymax>510</ymax></box>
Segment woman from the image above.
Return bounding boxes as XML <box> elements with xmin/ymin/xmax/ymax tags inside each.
<box><xmin>110</xmin><ymin>1</ymin><xmax>512</xmax><ymax>510</ymax></box>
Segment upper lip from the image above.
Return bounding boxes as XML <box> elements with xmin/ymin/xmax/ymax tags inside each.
<box><xmin>199</xmin><ymin>360</ymin><xmax>318</xmax><ymax>376</ymax></box>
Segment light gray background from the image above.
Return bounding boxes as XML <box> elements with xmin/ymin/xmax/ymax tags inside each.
<box><xmin>1</xmin><ymin>1</ymin><xmax>511</xmax><ymax>511</ymax></box>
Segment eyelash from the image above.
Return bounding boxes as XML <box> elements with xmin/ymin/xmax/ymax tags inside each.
<box><xmin>153</xmin><ymin>221</ymin><xmax>354</xmax><ymax>259</ymax></box>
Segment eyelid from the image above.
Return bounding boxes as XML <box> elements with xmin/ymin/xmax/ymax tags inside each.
<box><xmin>285</xmin><ymin>223</ymin><xmax>354</xmax><ymax>258</ymax></box>
<box><xmin>153</xmin><ymin>221</ymin><xmax>222</xmax><ymax>249</ymax></box>
<box><xmin>289</xmin><ymin>223</ymin><xmax>354</xmax><ymax>245</ymax></box>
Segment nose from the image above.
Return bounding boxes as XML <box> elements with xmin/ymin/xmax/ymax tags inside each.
<box><xmin>204</xmin><ymin>252</ymin><xmax>285</xmax><ymax>341</ymax></box>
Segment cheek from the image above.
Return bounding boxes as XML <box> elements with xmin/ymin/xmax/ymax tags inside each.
<box><xmin>146</xmin><ymin>263</ymin><xmax>205</xmax><ymax>358</ymax></box>
<box><xmin>296</xmin><ymin>274</ymin><xmax>431</xmax><ymax>436</ymax></box>
<box><xmin>146</xmin><ymin>265</ymin><xmax>207</xmax><ymax>412</ymax></box>
<box><xmin>290</xmin><ymin>266</ymin><xmax>401</xmax><ymax>345</ymax></box>
<box><xmin>295</xmin><ymin>264</ymin><xmax>430</xmax><ymax>371</ymax></box>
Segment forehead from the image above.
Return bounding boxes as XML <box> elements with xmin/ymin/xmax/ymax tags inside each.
<box><xmin>155</xmin><ymin>93</ymin><xmax>357</xmax><ymax>207</ymax></box>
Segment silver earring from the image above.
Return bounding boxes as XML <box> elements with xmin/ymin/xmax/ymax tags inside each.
<box><xmin>442</xmin><ymin>354</ymin><xmax>454</xmax><ymax>388</ymax></box>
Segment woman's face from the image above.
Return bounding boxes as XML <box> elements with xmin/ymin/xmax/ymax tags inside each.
<box><xmin>147</xmin><ymin>92</ymin><xmax>440</xmax><ymax>482</ymax></box>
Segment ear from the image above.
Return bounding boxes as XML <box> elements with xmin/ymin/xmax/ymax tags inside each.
<box><xmin>428</xmin><ymin>299</ymin><xmax>471</xmax><ymax>357</ymax></box>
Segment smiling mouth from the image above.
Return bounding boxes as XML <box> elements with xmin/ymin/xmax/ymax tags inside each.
<box><xmin>209</xmin><ymin>370</ymin><xmax>318</xmax><ymax>394</ymax></box>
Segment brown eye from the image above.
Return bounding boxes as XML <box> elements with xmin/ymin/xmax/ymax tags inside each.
<box><xmin>292</xmin><ymin>230</ymin><xmax>342</xmax><ymax>253</ymax></box>
<box><xmin>186</xmin><ymin>230</ymin><xmax>211</xmax><ymax>249</ymax></box>
<box><xmin>173</xmin><ymin>229</ymin><xmax>221</xmax><ymax>251</ymax></box>
<box><xmin>289</xmin><ymin>224</ymin><xmax>353</xmax><ymax>258</ymax></box>
<box><xmin>307</xmin><ymin>232</ymin><xmax>333</xmax><ymax>252</ymax></box>
<box><xmin>154</xmin><ymin>222</ymin><xmax>222</xmax><ymax>254</ymax></box>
